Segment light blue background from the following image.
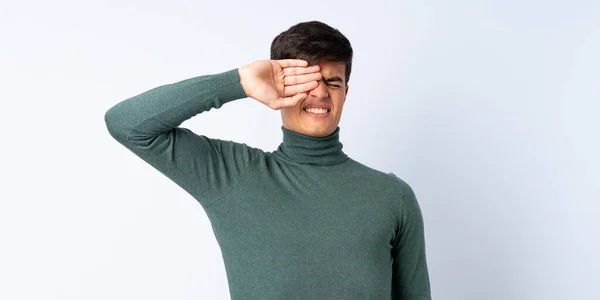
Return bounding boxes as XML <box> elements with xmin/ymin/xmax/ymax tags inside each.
<box><xmin>1</xmin><ymin>0</ymin><xmax>598</xmax><ymax>299</ymax></box>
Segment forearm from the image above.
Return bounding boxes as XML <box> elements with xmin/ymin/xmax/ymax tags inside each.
<box><xmin>104</xmin><ymin>68</ymin><xmax>246</xmax><ymax>143</ymax></box>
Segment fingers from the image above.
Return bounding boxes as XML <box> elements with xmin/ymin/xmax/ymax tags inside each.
<box><xmin>283</xmin><ymin>65</ymin><xmax>320</xmax><ymax>76</ymax></box>
<box><xmin>281</xmin><ymin>64</ymin><xmax>321</xmax><ymax>97</ymax></box>
<box><xmin>277</xmin><ymin>59</ymin><xmax>309</xmax><ymax>68</ymax></box>
<box><xmin>273</xmin><ymin>59</ymin><xmax>321</xmax><ymax>108</ymax></box>
<box><xmin>284</xmin><ymin>72</ymin><xmax>322</xmax><ymax>86</ymax></box>
<box><xmin>283</xmin><ymin>81</ymin><xmax>319</xmax><ymax>97</ymax></box>
<box><xmin>273</xmin><ymin>93</ymin><xmax>308</xmax><ymax>110</ymax></box>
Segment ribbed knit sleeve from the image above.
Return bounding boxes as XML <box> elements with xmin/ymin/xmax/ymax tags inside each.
<box><xmin>104</xmin><ymin>68</ymin><xmax>263</xmax><ymax>208</ymax></box>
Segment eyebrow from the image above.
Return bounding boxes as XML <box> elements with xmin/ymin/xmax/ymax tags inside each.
<box><xmin>324</xmin><ymin>76</ymin><xmax>344</xmax><ymax>84</ymax></box>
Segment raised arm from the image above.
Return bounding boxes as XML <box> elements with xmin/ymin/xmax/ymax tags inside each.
<box><xmin>104</xmin><ymin>60</ymin><xmax>322</xmax><ymax>208</ymax></box>
<box><xmin>104</xmin><ymin>68</ymin><xmax>261</xmax><ymax>207</ymax></box>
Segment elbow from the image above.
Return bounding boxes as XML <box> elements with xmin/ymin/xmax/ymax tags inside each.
<box><xmin>104</xmin><ymin>104</ymin><xmax>130</xmax><ymax>143</ymax></box>
<box><xmin>104</xmin><ymin>103</ymin><xmax>159</xmax><ymax>146</ymax></box>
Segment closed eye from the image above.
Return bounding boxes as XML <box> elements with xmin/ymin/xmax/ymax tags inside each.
<box><xmin>324</xmin><ymin>76</ymin><xmax>344</xmax><ymax>88</ymax></box>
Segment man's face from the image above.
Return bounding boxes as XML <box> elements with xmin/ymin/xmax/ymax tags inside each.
<box><xmin>281</xmin><ymin>59</ymin><xmax>349</xmax><ymax>137</ymax></box>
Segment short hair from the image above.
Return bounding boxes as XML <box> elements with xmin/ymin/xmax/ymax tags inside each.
<box><xmin>270</xmin><ymin>21</ymin><xmax>353</xmax><ymax>84</ymax></box>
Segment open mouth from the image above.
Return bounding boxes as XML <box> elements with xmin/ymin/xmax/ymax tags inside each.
<box><xmin>303</xmin><ymin>107</ymin><xmax>330</xmax><ymax>115</ymax></box>
<box><xmin>303</xmin><ymin>107</ymin><xmax>331</xmax><ymax>118</ymax></box>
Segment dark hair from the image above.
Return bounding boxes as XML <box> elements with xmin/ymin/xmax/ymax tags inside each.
<box><xmin>270</xmin><ymin>21</ymin><xmax>353</xmax><ymax>84</ymax></box>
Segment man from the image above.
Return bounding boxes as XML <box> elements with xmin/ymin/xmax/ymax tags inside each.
<box><xmin>105</xmin><ymin>20</ymin><xmax>431</xmax><ymax>300</ymax></box>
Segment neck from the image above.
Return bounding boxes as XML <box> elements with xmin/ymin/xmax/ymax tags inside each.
<box><xmin>272</xmin><ymin>126</ymin><xmax>348</xmax><ymax>166</ymax></box>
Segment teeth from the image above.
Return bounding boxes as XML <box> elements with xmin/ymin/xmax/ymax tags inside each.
<box><xmin>305</xmin><ymin>108</ymin><xmax>329</xmax><ymax>114</ymax></box>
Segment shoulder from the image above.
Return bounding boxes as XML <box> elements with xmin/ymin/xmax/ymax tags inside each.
<box><xmin>387</xmin><ymin>172</ymin><xmax>416</xmax><ymax>198</ymax></box>
<box><xmin>344</xmin><ymin>158</ymin><xmax>422</xmax><ymax>224</ymax></box>
<box><xmin>345</xmin><ymin>158</ymin><xmax>418</xmax><ymax>207</ymax></box>
<box><xmin>387</xmin><ymin>172</ymin><xmax>423</xmax><ymax>226</ymax></box>
<box><xmin>344</xmin><ymin>158</ymin><xmax>412</xmax><ymax>191</ymax></box>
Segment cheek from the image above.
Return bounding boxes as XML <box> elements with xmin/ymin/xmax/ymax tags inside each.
<box><xmin>280</xmin><ymin>108</ymin><xmax>293</xmax><ymax>121</ymax></box>
<box><xmin>282</xmin><ymin>106</ymin><xmax>302</xmax><ymax>117</ymax></box>
<box><xmin>331</xmin><ymin>94</ymin><xmax>346</xmax><ymax>111</ymax></box>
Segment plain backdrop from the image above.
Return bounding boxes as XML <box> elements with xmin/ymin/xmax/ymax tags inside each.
<box><xmin>1</xmin><ymin>0</ymin><xmax>599</xmax><ymax>299</ymax></box>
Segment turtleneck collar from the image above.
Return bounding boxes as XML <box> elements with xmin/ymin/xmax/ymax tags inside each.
<box><xmin>272</xmin><ymin>126</ymin><xmax>349</xmax><ymax>166</ymax></box>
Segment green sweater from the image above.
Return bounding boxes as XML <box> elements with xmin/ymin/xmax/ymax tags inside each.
<box><xmin>104</xmin><ymin>68</ymin><xmax>431</xmax><ymax>300</ymax></box>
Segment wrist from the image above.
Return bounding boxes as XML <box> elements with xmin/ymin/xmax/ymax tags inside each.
<box><xmin>238</xmin><ymin>66</ymin><xmax>252</xmax><ymax>98</ymax></box>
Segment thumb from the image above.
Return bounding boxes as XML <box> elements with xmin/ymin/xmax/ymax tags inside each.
<box><xmin>274</xmin><ymin>93</ymin><xmax>307</xmax><ymax>110</ymax></box>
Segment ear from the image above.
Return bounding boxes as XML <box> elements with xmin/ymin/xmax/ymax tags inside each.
<box><xmin>345</xmin><ymin>85</ymin><xmax>350</xmax><ymax>97</ymax></box>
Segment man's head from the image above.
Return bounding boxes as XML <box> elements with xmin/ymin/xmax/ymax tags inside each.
<box><xmin>271</xmin><ymin>21</ymin><xmax>353</xmax><ymax>137</ymax></box>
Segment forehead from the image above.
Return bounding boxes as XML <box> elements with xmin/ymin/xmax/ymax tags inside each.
<box><xmin>315</xmin><ymin>60</ymin><xmax>344</xmax><ymax>72</ymax></box>
<box><xmin>315</xmin><ymin>60</ymin><xmax>345</xmax><ymax>79</ymax></box>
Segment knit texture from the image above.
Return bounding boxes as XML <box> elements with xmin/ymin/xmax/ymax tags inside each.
<box><xmin>105</xmin><ymin>68</ymin><xmax>431</xmax><ymax>300</ymax></box>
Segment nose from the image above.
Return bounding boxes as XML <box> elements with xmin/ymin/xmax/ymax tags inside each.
<box><xmin>309</xmin><ymin>78</ymin><xmax>329</xmax><ymax>99</ymax></box>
